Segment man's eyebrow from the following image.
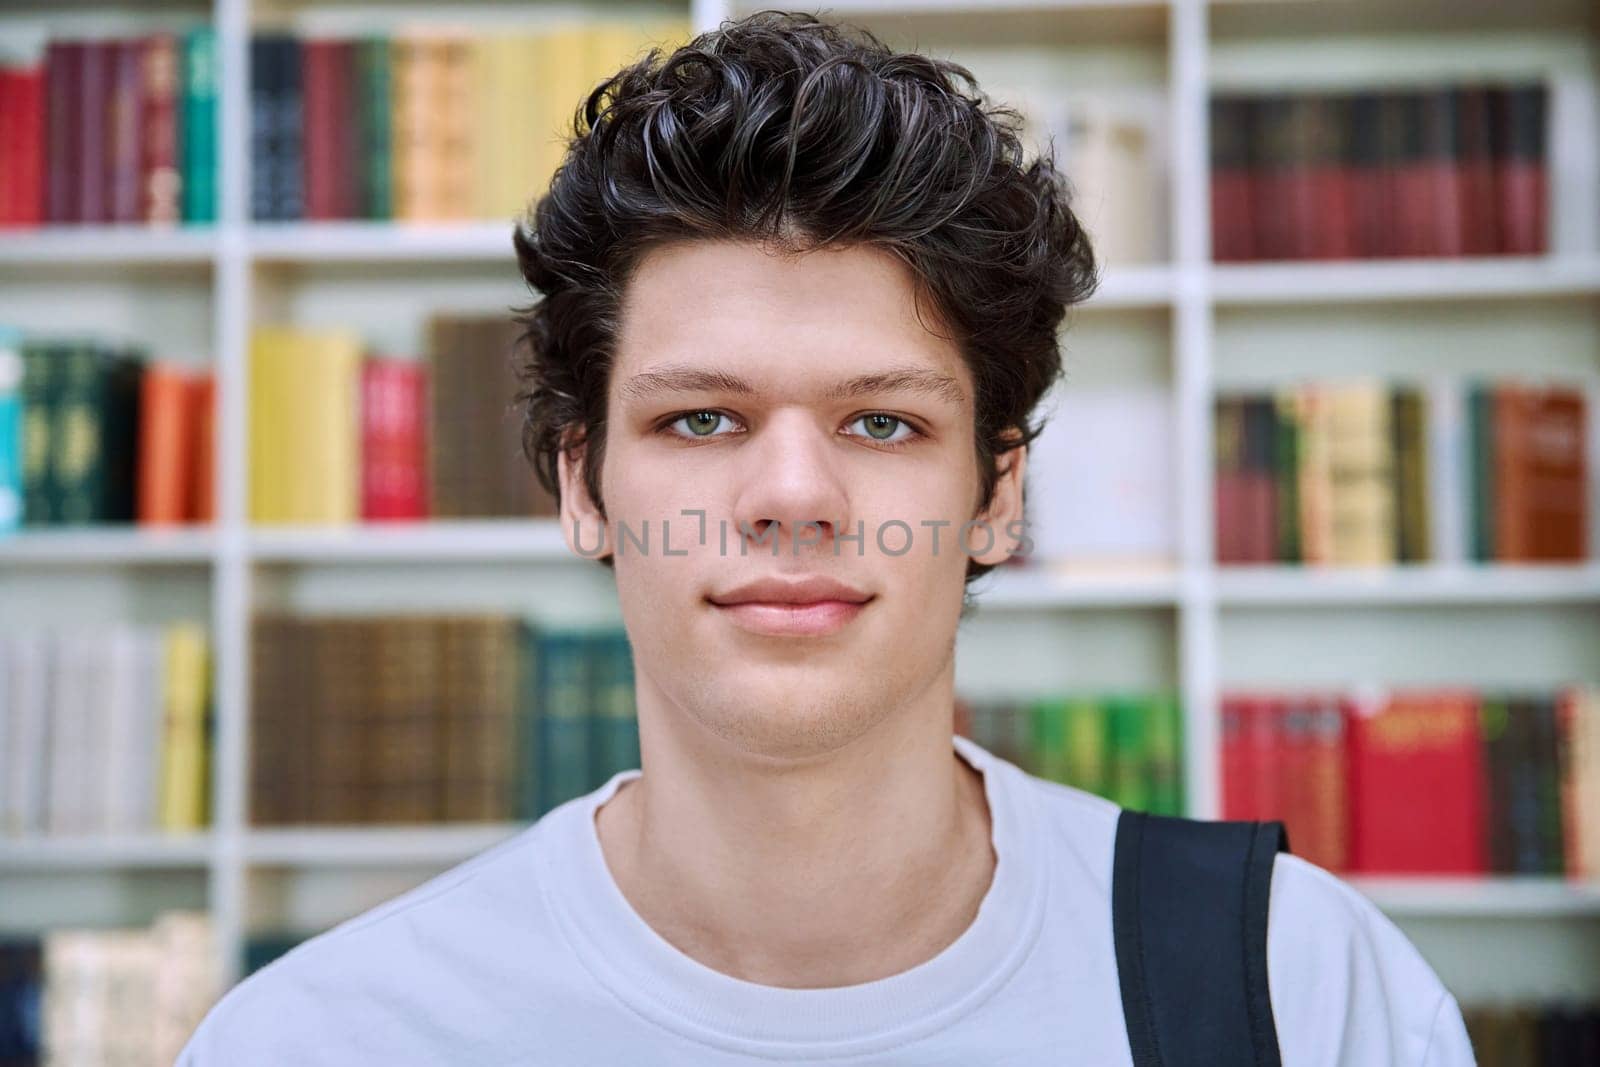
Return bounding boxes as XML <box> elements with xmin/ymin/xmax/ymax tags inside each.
<box><xmin>618</xmin><ymin>363</ymin><xmax>967</xmax><ymax>407</ymax></box>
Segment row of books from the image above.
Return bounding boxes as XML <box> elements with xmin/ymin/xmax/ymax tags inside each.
<box><xmin>0</xmin><ymin>912</ymin><xmax>217</xmax><ymax>1067</ymax></box>
<box><xmin>1211</xmin><ymin>85</ymin><xmax>1548</xmax><ymax>261</ymax></box>
<box><xmin>251</xmin><ymin>613</ymin><xmax>636</xmax><ymax>826</ymax></box>
<box><xmin>0</xmin><ymin>31</ymin><xmax>217</xmax><ymax>229</ymax></box>
<box><xmin>250</xmin><ymin>19</ymin><xmax>690</xmax><ymax>222</ymax></box>
<box><xmin>1221</xmin><ymin>687</ymin><xmax>1600</xmax><ymax>878</ymax></box>
<box><xmin>0</xmin><ymin>625</ymin><xmax>212</xmax><ymax>838</ymax></box>
<box><xmin>250</xmin><ymin>316</ymin><xmax>556</xmax><ymax>524</ymax></box>
<box><xmin>1465</xmin><ymin>1002</ymin><xmax>1600</xmax><ymax>1066</ymax></box>
<box><xmin>1</xmin><ymin>329</ymin><xmax>215</xmax><ymax>532</ymax></box>
<box><xmin>1214</xmin><ymin>379</ymin><xmax>1590</xmax><ymax>566</ymax></box>
<box><xmin>954</xmin><ymin>693</ymin><xmax>1184</xmax><ymax>817</ymax></box>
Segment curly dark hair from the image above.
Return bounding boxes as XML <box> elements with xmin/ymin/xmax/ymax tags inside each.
<box><xmin>511</xmin><ymin>8</ymin><xmax>1098</xmax><ymax>588</ymax></box>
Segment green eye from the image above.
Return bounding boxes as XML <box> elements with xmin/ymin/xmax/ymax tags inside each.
<box><xmin>854</xmin><ymin>413</ymin><xmax>911</xmax><ymax>443</ymax></box>
<box><xmin>676</xmin><ymin>411</ymin><xmax>728</xmax><ymax>437</ymax></box>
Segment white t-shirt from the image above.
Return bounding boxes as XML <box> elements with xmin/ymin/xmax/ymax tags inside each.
<box><xmin>179</xmin><ymin>735</ymin><xmax>1476</xmax><ymax>1065</ymax></box>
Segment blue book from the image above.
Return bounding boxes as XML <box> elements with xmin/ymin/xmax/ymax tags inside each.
<box><xmin>0</xmin><ymin>328</ymin><xmax>23</xmax><ymax>533</ymax></box>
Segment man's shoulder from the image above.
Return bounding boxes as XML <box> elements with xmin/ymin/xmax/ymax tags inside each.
<box><xmin>177</xmin><ymin>821</ymin><xmax>573</xmax><ymax>1065</ymax></box>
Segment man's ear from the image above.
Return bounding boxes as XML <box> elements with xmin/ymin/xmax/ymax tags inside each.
<box><xmin>969</xmin><ymin>438</ymin><xmax>1026</xmax><ymax>568</ymax></box>
<box><xmin>557</xmin><ymin>431</ymin><xmax>612</xmax><ymax>562</ymax></box>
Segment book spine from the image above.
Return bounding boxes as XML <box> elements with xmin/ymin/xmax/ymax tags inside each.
<box><xmin>107</xmin><ymin>38</ymin><xmax>145</xmax><ymax>224</ymax></box>
<box><xmin>537</xmin><ymin>631</ymin><xmax>593</xmax><ymax>816</ymax></box>
<box><xmin>1308</xmin><ymin>95</ymin><xmax>1355</xmax><ymax>260</ymax></box>
<box><xmin>0</xmin><ymin>336</ymin><xmax>21</xmax><ymax>531</ymax></box>
<box><xmin>1420</xmin><ymin>88</ymin><xmax>1464</xmax><ymax>257</ymax></box>
<box><xmin>45</xmin><ymin>41</ymin><xmax>83</xmax><ymax>223</ymax></box>
<box><xmin>1347</xmin><ymin>93</ymin><xmax>1385</xmax><ymax>257</ymax></box>
<box><xmin>357</xmin><ymin>38</ymin><xmax>393</xmax><ymax>219</ymax></box>
<box><xmin>302</xmin><ymin>38</ymin><xmax>339</xmax><ymax>220</ymax></box>
<box><xmin>1493</xmin><ymin>84</ymin><xmax>1548</xmax><ymax>255</ymax></box>
<box><xmin>11</xmin><ymin>64</ymin><xmax>47</xmax><ymax>225</ymax></box>
<box><xmin>53</xmin><ymin>342</ymin><xmax>106</xmax><ymax>524</ymax></box>
<box><xmin>78</xmin><ymin>39</ymin><xmax>112</xmax><ymax>225</ymax></box>
<box><xmin>181</xmin><ymin>27</ymin><xmax>218</xmax><ymax>223</ymax></box>
<box><xmin>141</xmin><ymin>34</ymin><xmax>181</xmax><ymax>225</ymax></box>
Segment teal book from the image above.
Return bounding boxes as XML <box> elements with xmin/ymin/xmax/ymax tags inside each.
<box><xmin>51</xmin><ymin>341</ymin><xmax>104</xmax><ymax>525</ymax></box>
<box><xmin>355</xmin><ymin>37</ymin><xmax>392</xmax><ymax>219</ymax></box>
<box><xmin>181</xmin><ymin>27</ymin><xmax>218</xmax><ymax>223</ymax></box>
<box><xmin>1468</xmin><ymin>383</ymin><xmax>1494</xmax><ymax>562</ymax></box>
<box><xmin>589</xmin><ymin>629</ymin><xmax>639</xmax><ymax>790</ymax></box>
<box><xmin>536</xmin><ymin>629</ymin><xmax>595</xmax><ymax>816</ymax></box>
<box><xmin>0</xmin><ymin>328</ymin><xmax>22</xmax><ymax>533</ymax></box>
<box><xmin>19</xmin><ymin>340</ymin><xmax>57</xmax><ymax>526</ymax></box>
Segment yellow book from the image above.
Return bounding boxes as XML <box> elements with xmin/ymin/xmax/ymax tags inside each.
<box><xmin>249</xmin><ymin>326</ymin><xmax>301</xmax><ymax>523</ymax></box>
<box><xmin>437</xmin><ymin>33</ymin><xmax>475</xmax><ymax>221</ymax></box>
<box><xmin>298</xmin><ymin>329</ymin><xmax>363</xmax><ymax>524</ymax></box>
<box><xmin>1326</xmin><ymin>381</ymin><xmax>1395</xmax><ymax>567</ymax></box>
<box><xmin>471</xmin><ymin>36</ymin><xmax>508</xmax><ymax>221</ymax></box>
<box><xmin>158</xmin><ymin>624</ymin><xmax>210</xmax><ymax>831</ymax></box>
<box><xmin>530</xmin><ymin>22</ymin><xmax>590</xmax><ymax>203</ymax></box>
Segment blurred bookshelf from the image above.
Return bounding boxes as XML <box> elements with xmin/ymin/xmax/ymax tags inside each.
<box><xmin>0</xmin><ymin>0</ymin><xmax>1597</xmax><ymax>1051</ymax></box>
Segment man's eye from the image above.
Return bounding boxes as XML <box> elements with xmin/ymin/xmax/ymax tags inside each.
<box><xmin>846</xmin><ymin>413</ymin><xmax>915</xmax><ymax>445</ymax></box>
<box><xmin>668</xmin><ymin>411</ymin><xmax>736</xmax><ymax>438</ymax></box>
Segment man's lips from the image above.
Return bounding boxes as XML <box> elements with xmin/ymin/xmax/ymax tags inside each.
<box><xmin>708</xmin><ymin>596</ymin><xmax>875</xmax><ymax>637</ymax></box>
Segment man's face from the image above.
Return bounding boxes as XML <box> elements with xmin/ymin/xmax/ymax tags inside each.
<box><xmin>559</xmin><ymin>239</ymin><xmax>1024</xmax><ymax>763</ymax></box>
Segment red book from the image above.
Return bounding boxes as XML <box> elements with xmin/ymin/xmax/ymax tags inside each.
<box><xmin>1348</xmin><ymin>92</ymin><xmax>1386</xmax><ymax>257</ymax></box>
<box><xmin>189</xmin><ymin>371</ymin><xmax>215</xmax><ymax>523</ymax></box>
<box><xmin>1294</xmin><ymin>694</ymin><xmax>1351</xmax><ymax>872</ymax></box>
<box><xmin>141</xmin><ymin>34</ymin><xmax>181</xmax><ymax>224</ymax></box>
<box><xmin>1220</xmin><ymin>695</ymin><xmax>1256</xmax><ymax>820</ymax></box>
<box><xmin>1418</xmin><ymin>89</ymin><xmax>1464</xmax><ymax>257</ymax></box>
<box><xmin>1276</xmin><ymin>697</ymin><xmax>1318</xmax><ymax>857</ymax></box>
<box><xmin>0</xmin><ymin>70</ymin><xmax>15</xmax><ymax>225</ymax></box>
<box><xmin>1386</xmin><ymin>92</ymin><xmax>1433</xmax><ymax>258</ymax></box>
<box><xmin>360</xmin><ymin>358</ymin><xmax>428</xmax><ymax>521</ymax></box>
<box><xmin>1455</xmin><ymin>87</ymin><xmax>1498</xmax><ymax>256</ymax></box>
<box><xmin>1248</xmin><ymin>696</ymin><xmax>1284</xmax><ymax>822</ymax></box>
<box><xmin>45</xmin><ymin>40</ymin><xmax>83</xmax><ymax>223</ymax></box>
<box><xmin>108</xmin><ymin>38</ymin><xmax>145</xmax><ymax>224</ymax></box>
<box><xmin>1491</xmin><ymin>85</ymin><xmax>1548</xmax><ymax>255</ymax></box>
<box><xmin>1210</xmin><ymin>96</ymin><xmax>1256</xmax><ymax>262</ymax></box>
<box><xmin>331</xmin><ymin>41</ymin><xmax>359</xmax><ymax>219</ymax></box>
<box><xmin>1348</xmin><ymin>689</ymin><xmax>1487</xmax><ymax>874</ymax></box>
<box><xmin>78</xmin><ymin>39</ymin><xmax>112</xmax><ymax>224</ymax></box>
<box><xmin>12</xmin><ymin>64</ymin><xmax>47</xmax><ymax>226</ymax></box>
<box><xmin>1307</xmin><ymin>96</ymin><xmax>1355</xmax><ymax>260</ymax></box>
<box><xmin>303</xmin><ymin>38</ymin><xmax>343</xmax><ymax>221</ymax></box>
<box><xmin>137</xmin><ymin>364</ymin><xmax>196</xmax><ymax>524</ymax></box>
<box><xmin>1251</xmin><ymin>95</ymin><xmax>1296</xmax><ymax>260</ymax></box>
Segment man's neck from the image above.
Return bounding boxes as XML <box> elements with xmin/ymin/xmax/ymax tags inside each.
<box><xmin>592</xmin><ymin>707</ymin><xmax>995</xmax><ymax>988</ymax></box>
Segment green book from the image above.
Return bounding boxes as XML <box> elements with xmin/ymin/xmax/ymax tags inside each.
<box><xmin>1468</xmin><ymin>383</ymin><xmax>1494</xmax><ymax>562</ymax></box>
<box><xmin>52</xmin><ymin>341</ymin><xmax>108</xmax><ymax>524</ymax></box>
<box><xmin>1143</xmin><ymin>693</ymin><xmax>1184</xmax><ymax>817</ymax></box>
<box><xmin>1105</xmin><ymin>696</ymin><xmax>1150</xmax><ymax>813</ymax></box>
<box><xmin>536</xmin><ymin>628</ymin><xmax>595</xmax><ymax>816</ymax></box>
<box><xmin>19</xmin><ymin>340</ymin><xmax>57</xmax><ymax>526</ymax></box>
<box><xmin>1062</xmin><ymin>697</ymin><xmax>1107</xmax><ymax>798</ymax></box>
<box><xmin>182</xmin><ymin>27</ymin><xmax>218</xmax><ymax>224</ymax></box>
<box><xmin>1029</xmin><ymin>697</ymin><xmax>1071</xmax><ymax>785</ymax></box>
<box><xmin>356</xmin><ymin>37</ymin><xmax>392</xmax><ymax>220</ymax></box>
<box><xmin>589</xmin><ymin>629</ymin><xmax>639</xmax><ymax>789</ymax></box>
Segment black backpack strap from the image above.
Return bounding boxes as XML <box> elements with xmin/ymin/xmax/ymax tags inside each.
<box><xmin>1112</xmin><ymin>809</ymin><xmax>1290</xmax><ymax>1067</ymax></box>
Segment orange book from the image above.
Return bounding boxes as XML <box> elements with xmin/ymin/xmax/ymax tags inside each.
<box><xmin>189</xmin><ymin>371</ymin><xmax>215</xmax><ymax>522</ymax></box>
<box><xmin>137</xmin><ymin>364</ymin><xmax>196</xmax><ymax>524</ymax></box>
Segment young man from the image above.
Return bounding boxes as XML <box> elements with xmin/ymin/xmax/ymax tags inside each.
<box><xmin>181</xmin><ymin>11</ymin><xmax>1475</xmax><ymax>1064</ymax></box>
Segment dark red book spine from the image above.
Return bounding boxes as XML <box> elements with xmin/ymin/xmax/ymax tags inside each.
<box><xmin>1381</xmin><ymin>91</ymin><xmax>1427</xmax><ymax>257</ymax></box>
<box><xmin>1307</xmin><ymin>95</ymin><xmax>1355</xmax><ymax>259</ymax></box>
<box><xmin>1348</xmin><ymin>92</ymin><xmax>1386</xmax><ymax>257</ymax></box>
<box><xmin>1209</xmin><ymin>96</ymin><xmax>1256</xmax><ymax>262</ymax></box>
<box><xmin>1491</xmin><ymin>84</ymin><xmax>1548</xmax><ymax>255</ymax></box>
<box><xmin>1455</xmin><ymin>87</ymin><xmax>1498</xmax><ymax>256</ymax></box>
<box><xmin>141</xmin><ymin>34</ymin><xmax>181</xmax><ymax>224</ymax></box>
<box><xmin>332</xmin><ymin>41</ymin><xmax>360</xmax><ymax>219</ymax></box>
<box><xmin>19</xmin><ymin>66</ymin><xmax>45</xmax><ymax>225</ymax></box>
<box><xmin>108</xmin><ymin>38</ymin><xmax>145</xmax><ymax>224</ymax></box>
<box><xmin>1418</xmin><ymin>89</ymin><xmax>1463</xmax><ymax>257</ymax></box>
<box><xmin>0</xmin><ymin>71</ymin><xmax>14</xmax><ymax>225</ymax></box>
<box><xmin>1249</xmin><ymin>697</ymin><xmax>1285</xmax><ymax>823</ymax></box>
<box><xmin>78</xmin><ymin>39</ymin><xmax>112</xmax><ymax>224</ymax></box>
<box><xmin>1252</xmin><ymin>95</ymin><xmax>1295</xmax><ymax>260</ymax></box>
<box><xmin>303</xmin><ymin>38</ymin><xmax>340</xmax><ymax>220</ymax></box>
<box><xmin>45</xmin><ymin>40</ymin><xmax>82</xmax><ymax>223</ymax></box>
<box><xmin>360</xmin><ymin>359</ymin><xmax>429</xmax><ymax>521</ymax></box>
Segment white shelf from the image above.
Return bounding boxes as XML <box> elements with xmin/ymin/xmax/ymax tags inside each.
<box><xmin>0</xmin><ymin>227</ymin><xmax>217</xmax><ymax>267</ymax></box>
<box><xmin>1350</xmin><ymin>876</ymin><xmax>1600</xmax><ymax>919</ymax></box>
<box><xmin>1215</xmin><ymin>564</ymin><xmax>1600</xmax><ymax>606</ymax></box>
<box><xmin>247</xmin><ymin>519</ymin><xmax>569</xmax><ymax>563</ymax></box>
<box><xmin>0</xmin><ymin>833</ymin><xmax>213</xmax><ymax>870</ymax></box>
<box><xmin>0</xmin><ymin>527</ymin><xmax>216</xmax><ymax>565</ymax></box>
<box><xmin>975</xmin><ymin>564</ymin><xmax>1181</xmax><ymax>607</ymax></box>
<box><xmin>1210</xmin><ymin>257</ymin><xmax>1600</xmax><ymax>306</ymax></box>
<box><xmin>244</xmin><ymin>824</ymin><xmax>527</xmax><ymax>866</ymax></box>
<box><xmin>247</xmin><ymin>221</ymin><xmax>522</xmax><ymax>264</ymax></box>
